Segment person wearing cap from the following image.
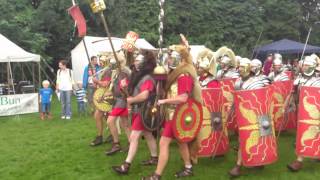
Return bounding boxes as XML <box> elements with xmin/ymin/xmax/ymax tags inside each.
<box><xmin>268</xmin><ymin>56</ymin><xmax>290</xmax><ymax>82</ymax></box>
<box><xmin>142</xmin><ymin>45</ymin><xmax>202</xmax><ymax>180</ymax></box>
<box><xmin>229</xmin><ymin>58</ymin><xmax>271</xmax><ymax>177</ymax></box>
<box><xmin>112</xmin><ymin>50</ymin><xmax>158</xmax><ymax>175</ymax></box>
<box><xmin>287</xmin><ymin>55</ymin><xmax>320</xmax><ymax>172</ymax></box>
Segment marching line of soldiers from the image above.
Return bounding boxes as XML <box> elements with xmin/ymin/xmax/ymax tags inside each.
<box><xmin>87</xmin><ymin>32</ymin><xmax>320</xmax><ymax>179</ymax></box>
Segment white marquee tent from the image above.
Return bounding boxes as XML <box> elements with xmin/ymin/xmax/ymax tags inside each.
<box><xmin>71</xmin><ymin>36</ymin><xmax>156</xmax><ymax>82</ymax></box>
<box><xmin>0</xmin><ymin>34</ymin><xmax>40</xmax><ymax>62</ymax></box>
<box><xmin>0</xmin><ymin>33</ymin><xmax>40</xmax><ymax>116</ymax></box>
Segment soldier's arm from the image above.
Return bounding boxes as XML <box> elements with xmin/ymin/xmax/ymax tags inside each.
<box><xmin>127</xmin><ymin>90</ymin><xmax>150</xmax><ymax>105</ymax></box>
<box><xmin>158</xmin><ymin>93</ymin><xmax>188</xmax><ymax>105</ymax></box>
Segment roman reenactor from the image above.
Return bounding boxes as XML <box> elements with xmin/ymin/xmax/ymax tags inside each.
<box><xmin>112</xmin><ymin>50</ymin><xmax>159</xmax><ymax>174</ymax></box>
<box><xmin>229</xmin><ymin>58</ymin><xmax>277</xmax><ymax>177</ymax></box>
<box><xmin>142</xmin><ymin>44</ymin><xmax>203</xmax><ymax>180</ymax></box>
<box><xmin>287</xmin><ymin>56</ymin><xmax>320</xmax><ymax>172</ymax></box>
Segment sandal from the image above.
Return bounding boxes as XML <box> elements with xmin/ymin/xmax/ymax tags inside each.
<box><xmin>141</xmin><ymin>173</ymin><xmax>161</xmax><ymax>180</ymax></box>
<box><xmin>141</xmin><ymin>156</ymin><xmax>158</xmax><ymax>166</ymax></box>
<box><xmin>90</xmin><ymin>136</ymin><xmax>103</xmax><ymax>146</ymax></box>
<box><xmin>112</xmin><ymin>162</ymin><xmax>130</xmax><ymax>175</ymax></box>
<box><xmin>175</xmin><ymin>167</ymin><xmax>193</xmax><ymax>178</ymax></box>
<box><xmin>104</xmin><ymin>134</ymin><xmax>113</xmax><ymax>144</ymax></box>
<box><xmin>105</xmin><ymin>142</ymin><xmax>121</xmax><ymax>155</ymax></box>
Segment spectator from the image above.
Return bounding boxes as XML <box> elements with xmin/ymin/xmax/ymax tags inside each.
<box><xmin>56</xmin><ymin>60</ymin><xmax>74</xmax><ymax>120</ymax></box>
<box><xmin>82</xmin><ymin>56</ymin><xmax>101</xmax><ymax>109</ymax></box>
<box><xmin>39</xmin><ymin>80</ymin><xmax>53</xmax><ymax>120</ymax></box>
<box><xmin>75</xmin><ymin>81</ymin><xmax>87</xmax><ymax>116</ymax></box>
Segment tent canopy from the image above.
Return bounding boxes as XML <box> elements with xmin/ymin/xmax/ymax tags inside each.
<box><xmin>71</xmin><ymin>36</ymin><xmax>156</xmax><ymax>82</ymax></box>
<box><xmin>0</xmin><ymin>34</ymin><xmax>40</xmax><ymax>62</ymax></box>
<box><xmin>254</xmin><ymin>39</ymin><xmax>320</xmax><ymax>55</ymax></box>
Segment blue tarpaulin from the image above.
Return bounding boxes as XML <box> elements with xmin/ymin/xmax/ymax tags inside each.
<box><xmin>254</xmin><ymin>39</ymin><xmax>320</xmax><ymax>55</ymax></box>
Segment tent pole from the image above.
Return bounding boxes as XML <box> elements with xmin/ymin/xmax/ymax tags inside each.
<box><xmin>8</xmin><ymin>59</ymin><xmax>15</xmax><ymax>94</ymax></box>
<box><xmin>38</xmin><ymin>61</ymin><xmax>41</xmax><ymax>91</ymax></box>
<box><xmin>32</xmin><ymin>63</ymin><xmax>36</xmax><ymax>86</ymax></box>
<box><xmin>82</xmin><ymin>38</ymin><xmax>92</xmax><ymax>65</ymax></box>
<box><xmin>7</xmin><ymin>62</ymin><xmax>10</xmax><ymax>87</ymax></box>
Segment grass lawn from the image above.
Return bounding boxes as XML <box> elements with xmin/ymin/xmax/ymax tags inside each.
<box><xmin>0</xmin><ymin>97</ymin><xmax>320</xmax><ymax>180</ymax></box>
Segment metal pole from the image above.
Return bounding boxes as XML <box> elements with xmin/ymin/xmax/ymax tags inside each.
<box><xmin>300</xmin><ymin>27</ymin><xmax>312</xmax><ymax>61</ymax></box>
<box><xmin>99</xmin><ymin>12</ymin><xmax>121</xmax><ymax>70</ymax></box>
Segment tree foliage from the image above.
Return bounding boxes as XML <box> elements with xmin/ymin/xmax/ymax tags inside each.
<box><xmin>0</xmin><ymin>0</ymin><xmax>319</xmax><ymax>62</ymax></box>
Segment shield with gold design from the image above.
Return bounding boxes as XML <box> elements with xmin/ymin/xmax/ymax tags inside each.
<box><xmin>270</xmin><ymin>80</ymin><xmax>295</xmax><ymax>131</ymax></box>
<box><xmin>198</xmin><ymin>88</ymin><xmax>229</xmax><ymax>157</ymax></box>
<box><xmin>295</xmin><ymin>86</ymin><xmax>320</xmax><ymax>159</ymax></box>
<box><xmin>172</xmin><ymin>98</ymin><xmax>203</xmax><ymax>143</ymax></box>
<box><xmin>220</xmin><ymin>78</ymin><xmax>238</xmax><ymax>131</ymax></box>
<box><xmin>235</xmin><ymin>87</ymin><xmax>278</xmax><ymax>167</ymax></box>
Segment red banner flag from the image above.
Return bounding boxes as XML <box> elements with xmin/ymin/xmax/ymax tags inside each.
<box><xmin>68</xmin><ymin>5</ymin><xmax>86</xmax><ymax>37</ymax></box>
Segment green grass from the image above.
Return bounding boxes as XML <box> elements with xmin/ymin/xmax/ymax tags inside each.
<box><xmin>0</xmin><ymin>97</ymin><xmax>320</xmax><ymax>180</ymax></box>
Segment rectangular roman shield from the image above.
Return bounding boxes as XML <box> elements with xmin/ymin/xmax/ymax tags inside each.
<box><xmin>198</xmin><ymin>88</ymin><xmax>229</xmax><ymax>157</ymax></box>
<box><xmin>295</xmin><ymin>86</ymin><xmax>320</xmax><ymax>159</ymax></box>
<box><xmin>235</xmin><ymin>87</ymin><xmax>278</xmax><ymax>167</ymax></box>
<box><xmin>220</xmin><ymin>78</ymin><xmax>238</xmax><ymax>131</ymax></box>
<box><xmin>270</xmin><ymin>80</ymin><xmax>295</xmax><ymax>131</ymax></box>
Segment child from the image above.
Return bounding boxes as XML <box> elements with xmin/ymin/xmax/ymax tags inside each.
<box><xmin>39</xmin><ymin>80</ymin><xmax>53</xmax><ymax>120</ymax></box>
<box><xmin>75</xmin><ymin>81</ymin><xmax>87</xmax><ymax>116</ymax></box>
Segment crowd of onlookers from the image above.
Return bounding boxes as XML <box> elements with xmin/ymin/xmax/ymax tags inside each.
<box><xmin>39</xmin><ymin>58</ymin><xmax>97</xmax><ymax>120</ymax></box>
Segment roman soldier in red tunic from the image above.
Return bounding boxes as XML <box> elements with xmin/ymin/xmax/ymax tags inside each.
<box><xmin>112</xmin><ymin>50</ymin><xmax>159</xmax><ymax>175</ymax></box>
<box><xmin>142</xmin><ymin>45</ymin><xmax>203</xmax><ymax>180</ymax></box>
<box><xmin>287</xmin><ymin>55</ymin><xmax>320</xmax><ymax>172</ymax></box>
<box><xmin>229</xmin><ymin>58</ymin><xmax>276</xmax><ymax>177</ymax></box>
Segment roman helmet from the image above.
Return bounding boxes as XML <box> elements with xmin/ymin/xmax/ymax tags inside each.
<box><xmin>250</xmin><ymin>59</ymin><xmax>263</xmax><ymax>75</ymax></box>
<box><xmin>302</xmin><ymin>56</ymin><xmax>317</xmax><ymax>76</ymax></box>
<box><xmin>239</xmin><ymin>58</ymin><xmax>251</xmax><ymax>78</ymax></box>
<box><xmin>215</xmin><ymin>46</ymin><xmax>236</xmax><ymax>70</ymax></box>
<box><xmin>196</xmin><ymin>48</ymin><xmax>217</xmax><ymax>76</ymax></box>
<box><xmin>167</xmin><ymin>44</ymin><xmax>193</xmax><ymax>70</ymax></box>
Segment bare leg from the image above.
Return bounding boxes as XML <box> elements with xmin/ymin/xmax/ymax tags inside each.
<box><xmin>107</xmin><ymin>116</ymin><xmax>119</xmax><ymax>143</ymax></box>
<box><xmin>177</xmin><ymin>142</ymin><xmax>191</xmax><ymax>166</ymax></box>
<box><xmin>143</xmin><ymin>131</ymin><xmax>158</xmax><ymax>157</ymax></box>
<box><xmin>120</xmin><ymin>117</ymin><xmax>131</xmax><ymax>141</ymax></box>
<box><xmin>155</xmin><ymin>136</ymin><xmax>172</xmax><ymax>175</ymax></box>
<box><xmin>94</xmin><ymin>110</ymin><xmax>104</xmax><ymax>136</ymax></box>
<box><xmin>236</xmin><ymin>149</ymin><xmax>242</xmax><ymax>166</ymax></box>
<box><xmin>297</xmin><ymin>156</ymin><xmax>304</xmax><ymax>162</ymax></box>
<box><xmin>125</xmin><ymin>130</ymin><xmax>143</xmax><ymax>163</ymax></box>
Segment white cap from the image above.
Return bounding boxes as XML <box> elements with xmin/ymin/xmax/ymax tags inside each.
<box><xmin>273</xmin><ymin>58</ymin><xmax>282</xmax><ymax>65</ymax></box>
<box><xmin>274</xmin><ymin>53</ymin><xmax>282</xmax><ymax>60</ymax></box>
<box><xmin>251</xmin><ymin>59</ymin><xmax>262</xmax><ymax>67</ymax></box>
<box><xmin>239</xmin><ymin>58</ymin><xmax>251</xmax><ymax>66</ymax></box>
<box><xmin>303</xmin><ymin>56</ymin><xmax>317</xmax><ymax>66</ymax></box>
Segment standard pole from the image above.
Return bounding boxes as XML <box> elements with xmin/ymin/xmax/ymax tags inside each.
<box><xmin>99</xmin><ymin>12</ymin><xmax>120</xmax><ymax>70</ymax></box>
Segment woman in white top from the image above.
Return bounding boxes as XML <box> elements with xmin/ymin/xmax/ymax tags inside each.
<box><xmin>56</xmin><ymin>60</ymin><xmax>74</xmax><ymax>119</ymax></box>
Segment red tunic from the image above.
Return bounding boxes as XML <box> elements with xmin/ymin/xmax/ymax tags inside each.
<box><xmin>102</xmin><ymin>70</ymin><xmax>130</xmax><ymax>117</ymax></box>
<box><xmin>162</xmin><ymin>75</ymin><xmax>194</xmax><ymax>138</ymax></box>
<box><xmin>131</xmin><ymin>80</ymin><xmax>155</xmax><ymax>131</ymax></box>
